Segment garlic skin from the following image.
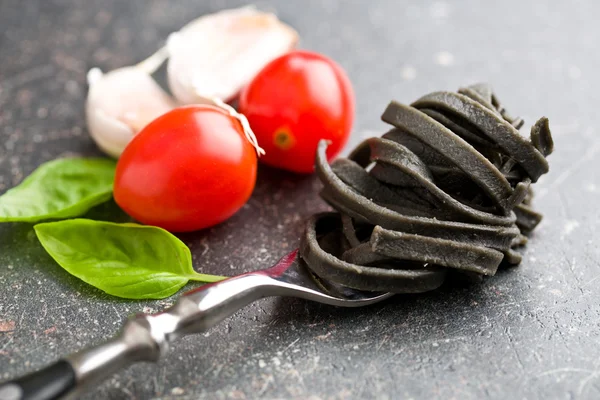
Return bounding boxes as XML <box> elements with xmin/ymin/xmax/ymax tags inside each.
<box><xmin>86</xmin><ymin>67</ymin><xmax>176</xmax><ymax>158</ymax></box>
<box><xmin>167</xmin><ymin>6</ymin><xmax>298</xmax><ymax>104</ymax></box>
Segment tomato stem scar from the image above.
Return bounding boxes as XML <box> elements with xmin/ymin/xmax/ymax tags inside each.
<box><xmin>274</xmin><ymin>129</ymin><xmax>295</xmax><ymax>150</ymax></box>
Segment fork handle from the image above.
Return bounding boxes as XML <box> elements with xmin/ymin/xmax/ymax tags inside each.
<box><xmin>0</xmin><ymin>360</ymin><xmax>75</xmax><ymax>400</ymax></box>
<box><xmin>0</xmin><ymin>272</ymin><xmax>285</xmax><ymax>399</ymax></box>
<box><xmin>0</xmin><ymin>319</ymin><xmax>159</xmax><ymax>400</ymax></box>
<box><xmin>0</xmin><ymin>251</ymin><xmax>306</xmax><ymax>399</ymax></box>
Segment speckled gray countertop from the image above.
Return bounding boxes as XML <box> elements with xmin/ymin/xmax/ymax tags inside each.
<box><xmin>1</xmin><ymin>1</ymin><xmax>599</xmax><ymax>399</ymax></box>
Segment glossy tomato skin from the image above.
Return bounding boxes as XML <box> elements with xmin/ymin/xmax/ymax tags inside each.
<box><xmin>114</xmin><ymin>105</ymin><xmax>257</xmax><ymax>232</ymax></box>
<box><xmin>239</xmin><ymin>50</ymin><xmax>355</xmax><ymax>174</ymax></box>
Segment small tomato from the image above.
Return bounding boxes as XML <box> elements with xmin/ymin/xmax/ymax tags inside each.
<box><xmin>114</xmin><ymin>105</ymin><xmax>257</xmax><ymax>232</ymax></box>
<box><xmin>239</xmin><ymin>50</ymin><xmax>355</xmax><ymax>173</ymax></box>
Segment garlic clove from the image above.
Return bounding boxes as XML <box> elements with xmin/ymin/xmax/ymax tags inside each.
<box><xmin>86</xmin><ymin>66</ymin><xmax>176</xmax><ymax>158</ymax></box>
<box><xmin>166</xmin><ymin>6</ymin><xmax>298</xmax><ymax>104</ymax></box>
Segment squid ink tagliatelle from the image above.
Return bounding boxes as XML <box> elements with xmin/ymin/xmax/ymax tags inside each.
<box><xmin>300</xmin><ymin>83</ymin><xmax>553</xmax><ymax>293</ymax></box>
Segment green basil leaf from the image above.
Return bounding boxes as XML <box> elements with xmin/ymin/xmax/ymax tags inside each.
<box><xmin>34</xmin><ymin>219</ymin><xmax>226</xmax><ymax>299</ymax></box>
<box><xmin>0</xmin><ymin>158</ymin><xmax>116</xmax><ymax>223</ymax></box>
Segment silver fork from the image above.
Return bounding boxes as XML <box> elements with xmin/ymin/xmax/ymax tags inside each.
<box><xmin>0</xmin><ymin>250</ymin><xmax>393</xmax><ymax>400</ymax></box>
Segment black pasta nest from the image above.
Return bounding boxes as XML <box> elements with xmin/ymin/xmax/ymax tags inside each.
<box><xmin>300</xmin><ymin>83</ymin><xmax>553</xmax><ymax>293</ymax></box>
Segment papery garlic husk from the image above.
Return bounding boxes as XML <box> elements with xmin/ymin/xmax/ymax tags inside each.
<box><xmin>86</xmin><ymin>67</ymin><xmax>177</xmax><ymax>158</ymax></box>
<box><xmin>166</xmin><ymin>6</ymin><xmax>298</xmax><ymax>104</ymax></box>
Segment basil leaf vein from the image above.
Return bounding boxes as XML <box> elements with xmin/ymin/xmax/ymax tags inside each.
<box><xmin>34</xmin><ymin>219</ymin><xmax>226</xmax><ymax>299</ymax></box>
<box><xmin>0</xmin><ymin>158</ymin><xmax>116</xmax><ymax>223</ymax></box>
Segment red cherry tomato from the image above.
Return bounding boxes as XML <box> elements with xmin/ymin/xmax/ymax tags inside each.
<box><xmin>114</xmin><ymin>105</ymin><xmax>257</xmax><ymax>232</ymax></box>
<box><xmin>239</xmin><ymin>50</ymin><xmax>355</xmax><ymax>173</ymax></box>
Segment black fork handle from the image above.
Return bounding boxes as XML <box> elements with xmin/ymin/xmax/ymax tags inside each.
<box><xmin>0</xmin><ymin>360</ymin><xmax>76</xmax><ymax>400</ymax></box>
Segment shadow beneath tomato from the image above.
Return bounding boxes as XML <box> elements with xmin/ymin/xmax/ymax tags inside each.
<box><xmin>249</xmin><ymin>163</ymin><xmax>319</xmax><ymax>207</ymax></box>
<box><xmin>255</xmin><ymin>163</ymin><xmax>316</xmax><ymax>183</ymax></box>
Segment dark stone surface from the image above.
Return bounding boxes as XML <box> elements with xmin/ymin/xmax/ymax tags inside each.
<box><xmin>1</xmin><ymin>0</ymin><xmax>599</xmax><ymax>399</ymax></box>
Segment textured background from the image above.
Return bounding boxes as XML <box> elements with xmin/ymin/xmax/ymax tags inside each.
<box><xmin>1</xmin><ymin>0</ymin><xmax>599</xmax><ymax>399</ymax></box>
